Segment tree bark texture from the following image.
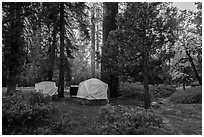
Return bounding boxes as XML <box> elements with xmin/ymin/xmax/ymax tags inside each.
<box><xmin>58</xmin><ymin>2</ymin><xmax>65</xmax><ymax>98</ymax></box>
<box><xmin>6</xmin><ymin>3</ymin><xmax>24</xmax><ymax>95</ymax></box>
<box><xmin>96</xmin><ymin>20</ymin><xmax>99</xmax><ymax>70</ymax></box>
<box><xmin>48</xmin><ymin>23</ymin><xmax>57</xmax><ymax>81</ymax></box>
<box><xmin>101</xmin><ymin>3</ymin><xmax>118</xmax><ymax>79</ymax></box>
<box><xmin>185</xmin><ymin>49</ymin><xmax>202</xmax><ymax>85</ymax></box>
<box><xmin>143</xmin><ymin>4</ymin><xmax>151</xmax><ymax>109</ymax></box>
<box><xmin>143</xmin><ymin>43</ymin><xmax>151</xmax><ymax>109</ymax></box>
<box><xmin>102</xmin><ymin>2</ymin><xmax>119</xmax><ymax>99</ymax></box>
<box><xmin>91</xmin><ymin>8</ymin><xmax>96</xmax><ymax>78</ymax></box>
<box><xmin>96</xmin><ymin>19</ymin><xmax>100</xmax><ymax>79</ymax></box>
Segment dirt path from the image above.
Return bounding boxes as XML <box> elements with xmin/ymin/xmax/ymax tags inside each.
<box><xmin>154</xmin><ymin>98</ymin><xmax>202</xmax><ymax>135</ymax></box>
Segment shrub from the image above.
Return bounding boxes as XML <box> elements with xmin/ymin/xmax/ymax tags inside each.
<box><xmin>169</xmin><ymin>87</ymin><xmax>202</xmax><ymax>104</ymax></box>
<box><xmin>118</xmin><ymin>82</ymin><xmax>157</xmax><ymax>101</ymax></box>
<box><xmin>2</xmin><ymin>91</ymin><xmax>57</xmax><ymax>135</ymax></box>
<box><xmin>28</xmin><ymin>92</ymin><xmax>52</xmax><ymax>105</ymax></box>
<box><xmin>153</xmin><ymin>84</ymin><xmax>177</xmax><ymax>98</ymax></box>
<box><xmin>118</xmin><ymin>82</ymin><xmax>144</xmax><ymax>101</ymax></box>
<box><xmin>50</xmin><ymin>113</ymin><xmax>72</xmax><ymax>135</ymax></box>
<box><xmin>93</xmin><ymin>105</ymin><xmax>163</xmax><ymax>135</ymax></box>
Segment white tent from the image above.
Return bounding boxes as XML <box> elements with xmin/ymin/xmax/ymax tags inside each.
<box><xmin>76</xmin><ymin>78</ymin><xmax>108</xmax><ymax>101</ymax></box>
<box><xmin>35</xmin><ymin>81</ymin><xmax>58</xmax><ymax>96</ymax></box>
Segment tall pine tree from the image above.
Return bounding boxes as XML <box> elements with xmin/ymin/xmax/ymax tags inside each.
<box><xmin>3</xmin><ymin>3</ymin><xmax>26</xmax><ymax>95</ymax></box>
<box><xmin>58</xmin><ymin>2</ymin><xmax>65</xmax><ymax>98</ymax></box>
<box><xmin>107</xmin><ymin>2</ymin><xmax>178</xmax><ymax>108</ymax></box>
<box><xmin>101</xmin><ymin>2</ymin><xmax>119</xmax><ymax>99</ymax></box>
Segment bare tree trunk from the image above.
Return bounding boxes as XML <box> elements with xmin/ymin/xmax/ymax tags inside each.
<box><xmin>48</xmin><ymin>24</ymin><xmax>57</xmax><ymax>81</ymax></box>
<box><xmin>6</xmin><ymin>68</ymin><xmax>18</xmax><ymax>95</ymax></box>
<box><xmin>91</xmin><ymin>8</ymin><xmax>96</xmax><ymax>78</ymax></box>
<box><xmin>96</xmin><ymin>12</ymin><xmax>100</xmax><ymax>78</ymax></box>
<box><xmin>58</xmin><ymin>2</ymin><xmax>65</xmax><ymax>98</ymax></box>
<box><xmin>186</xmin><ymin>50</ymin><xmax>202</xmax><ymax>85</ymax></box>
<box><xmin>102</xmin><ymin>2</ymin><xmax>119</xmax><ymax>99</ymax></box>
<box><xmin>183</xmin><ymin>77</ymin><xmax>186</xmax><ymax>90</ymax></box>
<box><xmin>143</xmin><ymin>4</ymin><xmax>151</xmax><ymax>109</ymax></box>
<box><xmin>6</xmin><ymin>3</ymin><xmax>24</xmax><ymax>95</ymax></box>
<box><xmin>143</xmin><ymin>43</ymin><xmax>151</xmax><ymax>109</ymax></box>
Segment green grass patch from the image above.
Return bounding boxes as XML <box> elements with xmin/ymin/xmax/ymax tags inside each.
<box><xmin>169</xmin><ymin>87</ymin><xmax>202</xmax><ymax>104</ymax></box>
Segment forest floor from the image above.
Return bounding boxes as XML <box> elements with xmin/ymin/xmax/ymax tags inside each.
<box><xmin>51</xmin><ymin>96</ymin><xmax>202</xmax><ymax>135</ymax></box>
<box><xmin>153</xmin><ymin>98</ymin><xmax>202</xmax><ymax>135</ymax></box>
<box><xmin>2</xmin><ymin>87</ymin><xmax>202</xmax><ymax>135</ymax></box>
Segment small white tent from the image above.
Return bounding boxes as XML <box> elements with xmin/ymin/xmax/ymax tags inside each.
<box><xmin>35</xmin><ymin>81</ymin><xmax>57</xmax><ymax>96</ymax></box>
<box><xmin>76</xmin><ymin>78</ymin><xmax>108</xmax><ymax>101</ymax></box>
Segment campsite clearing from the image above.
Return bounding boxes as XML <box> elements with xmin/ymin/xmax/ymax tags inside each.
<box><xmin>2</xmin><ymin>87</ymin><xmax>202</xmax><ymax>135</ymax></box>
<box><xmin>51</xmin><ymin>96</ymin><xmax>202</xmax><ymax>135</ymax></box>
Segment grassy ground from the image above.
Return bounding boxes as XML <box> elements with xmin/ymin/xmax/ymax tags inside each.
<box><xmin>52</xmin><ymin>96</ymin><xmax>202</xmax><ymax>135</ymax></box>
<box><xmin>153</xmin><ymin>98</ymin><xmax>202</xmax><ymax>134</ymax></box>
<box><xmin>52</xmin><ymin>98</ymin><xmax>101</xmax><ymax>134</ymax></box>
<box><xmin>170</xmin><ymin>86</ymin><xmax>202</xmax><ymax>104</ymax></box>
<box><xmin>154</xmin><ymin>86</ymin><xmax>202</xmax><ymax>134</ymax></box>
<box><xmin>2</xmin><ymin>86</ymin><xmax>202</xmax><ymax>135</ymax></box>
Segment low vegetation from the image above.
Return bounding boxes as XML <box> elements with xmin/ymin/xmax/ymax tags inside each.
<box><xmin>153</xmin><ymin>84</ymin><xmax>177</xmax><ymax>98</ymax></box>
<box><xmin>118</xmin><ymin>82</ymin><xmax>176</xmax><ymax>100</ymax></box>
<box><xmin>3</xmin><ymin>90</ymin><xmax>168</xmax><ymax>135</ymax></box>
<box><xmin>93</xmin><ymin>105</ymin><xmax>164</xmax><ymax>135</ymax></box>
<box><xmin>2</xmin><ymin>83</ymin><xmax>202</xmax><ymax>135</ymax></box>
<box><xmin>169</xmin><ymin>87</ymin><xmax>202</xmax><ymax>104</ymax></box>
<box><xmin>2</xmin><ymin>91</ymin><xmax>66</xmax><ymax>134</ymax></box>
<box><xmin>118</xmin><ymin>82</ymin><xmax>158</xmax><ymax>100</ymax></box>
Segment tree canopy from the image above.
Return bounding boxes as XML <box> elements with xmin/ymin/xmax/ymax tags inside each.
<box><xmin>2</xmin><ymin>2</ymin><xmax>202</xmax><ymax>99</ymax></box>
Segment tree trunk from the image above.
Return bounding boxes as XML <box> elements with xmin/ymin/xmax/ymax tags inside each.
<box><xmin>6</xmin><ymin>3</ymin><xmax>24</xmax><ymax>95</ymax></box>
<box><xmin>58</xmin><ymin>2</ymin><xmax>65</xmax><ymax>98</ymax></box>
<box><xmin>96</xmin><ymin>10</ymin><xmax>100</xmax><ymax>78</ymax></box>
<box><xmin>186</xmin><ymin>49</ymin><xmax>202</xmax><ymax>85</ymax></box>
<box><xmin>143</xmin><ymin>3</ymin><xmax>151</xmax><ymax>109</ymax></box>
<box><xmin>48</xmin><ymin>24</ymin><xmax>57</xmax><ymax>81</ymax></box>
<box><xmin>6</xmin><ymin>68</ymin><xmax>18</xmax><ymax>95</ymax></box>
<box><xmin>91</xmin><ymin>8</ymin><xmax>96</xmax><ymax>78</ymax></box>
<box><xmin>101</xmin><ymin>3</ymin><xmax>118</xmax><ymax>80</ymax></box>
<box><xmin>102</xmin><ymin>2</ymin><xmax>119</xmax><ymax>99</ymax></box>
<box><xmin>143</xmin><ymin>44</ymin><xmax>151</xmax><ymax>109</ymax></box>
<box><xmin>183</xmin><ymin>77</ymin><xmax>186</xmax><ymax>90</ymax></box>
<box><xmin>64</xmin><ymin>39</ymin><xmax>72</xmax><ymax>87</ymax></box>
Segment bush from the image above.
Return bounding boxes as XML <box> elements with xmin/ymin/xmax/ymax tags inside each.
<box><xmin>32</xmin><ymin>113</ymin><xmax>72</xmax><ymax>135</ymax></box>
<box><xmin>153</xmin><ymin>84</ymin><xmax>177</xmax><ymax>98</ymax></box>
<box><xmin>28</xmin><ymin>92</ymin><xmax>52</xmax><ymax>105</ymax></box>
<box><xmin>118</xmin><ymin>82</ymin><xmax>144</xmax><ymax>101</ymax></box>
<box><xmin>93</xmin><ymin>105</ymin><xmax>163</xmax><ymax>135</ymax></box>
<box><xmin>118</xmin><ymin>82</ymin><xmax>157</xmax><ymax>101</ymax></box>
<box><xmin>2</xmin><ymin>91</ymin><xmax>57</xmax><ymax>134</ymax></box>
<box><xmin>169</xmin><ymin>87</ymin><xmax>202</xmax><ymax>104</ymax></box>
<box><xmin>50</xmin><ymin>113</ymin><xmax>72</xmax><ymax>135</ymax></box>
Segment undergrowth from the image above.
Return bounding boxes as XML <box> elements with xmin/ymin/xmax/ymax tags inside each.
<box><xmin>2</xmin><ymin>91</ymin><xmax>72</xmax><ymax>135</ymax></box>
<box><xmin>169</xmin><ymin>87</ymin><xmax>202</xmax><ymax>104</ymax></box>
<box><xmin>92</xmin><ymin>105</ymin><xmax>164</xmax><ymax>135</ymax></box>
